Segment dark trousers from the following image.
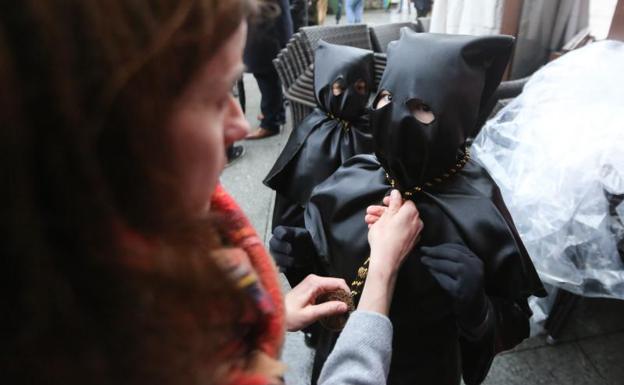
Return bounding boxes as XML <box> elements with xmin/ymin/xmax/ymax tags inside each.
<box><xmin>254</xmin><ymin>69</ymin><xmax>285</xmax><ymax>132</ymax></box>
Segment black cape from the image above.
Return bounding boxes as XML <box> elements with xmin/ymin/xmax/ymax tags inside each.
<box><xmin>263</xmin><ymin>41</ymin><xmax>375</xmax><ymax>231</ymax></box>
<box><xmin>305</xmin><ymin>154</ymin><xmax>545</xmax><ymax>385</ymax></box>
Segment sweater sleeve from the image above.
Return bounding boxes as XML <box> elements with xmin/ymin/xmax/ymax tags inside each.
<box><xmin>317</xmin><ymin>311</ymin><xmax>393</xmax><ymax>385</ymax></box>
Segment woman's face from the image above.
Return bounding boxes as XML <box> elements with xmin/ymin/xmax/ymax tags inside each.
<box><xmin>168</xmin><ymin>22</ymin><xmax>249</xmax><ymax>216</ymax></box>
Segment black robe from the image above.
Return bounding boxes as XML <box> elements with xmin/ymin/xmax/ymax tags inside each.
<box><xmin>305</xmin><ymin>154</ymin><xmax>545</xmax><ymax>385</ymax></box>
<box><xmin>264</xmin><ymin>108</ymin><xmax>371</xmax><ymax>229</ymax></box>
<box><xmin>264</xmin><ymin>41</ymin><xmax>374</xmax><ymax>232</ymax></box>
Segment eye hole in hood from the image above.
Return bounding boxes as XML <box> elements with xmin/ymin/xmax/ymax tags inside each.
<box><xmin>406</xmin><ymin>98</ymin><xmax>435</xmax><ymax>124</ymax></box>
<box><xmin>354</xmin><ymin>78</ymin><xmax>368</xmax><ymax>95</ymax></box>
<box><xmin>374</xmin><ymin>90</ymin><xmax>393</xmax><ymax>109</ymax></box>
<box><xmin>332</xmin><ymin>78</ymin><xmax>345</xmax><ymax>96</ymax></box>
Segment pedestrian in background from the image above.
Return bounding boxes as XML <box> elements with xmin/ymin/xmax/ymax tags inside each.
<box><xmin>290</xmin><ymin>0</ymin><xmax>307</xmax><ymax>30</ymax></box>
<box><xmin>413</xmin><ymin>0</ymin><xmax>432</xmax><ymax>17</ymax></box>
<box><xmin>244</xmin><ymin>0</ymin><xmax>293</xmax><ymax>139</ymax></box>
<box><xmin>317</xmin><ymin>0</ymin><xmax>329</xmax><ymax>25</ymax></box>
<box><xmin>346</xmin><ymin>0</ymin><xmax>364</xmax><ymax>23</ymax></box>
<box><xmin>335</xmin><ymin>0</ymin><xmax>343</xmax><ymax>24</ymax></box>
<box><xmin>383</xmin><ymin>0</ymin><xmax>391</xmax><ymax>12</ymax></box>
<box><xmin>397</xmin><ymin>0</ymin><xmax>413</xmax><ymax>15</ymax></box>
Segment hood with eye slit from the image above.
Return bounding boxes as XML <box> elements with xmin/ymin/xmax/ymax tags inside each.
<box><xmin>371</xmin><ymin>30</ymin><xmax>514</xmax><ymax>190</ymax></box>
<box><xmin>314</xmin><ymin>41</ymin><xmax>375</xmax><ymax>120</ymax></box>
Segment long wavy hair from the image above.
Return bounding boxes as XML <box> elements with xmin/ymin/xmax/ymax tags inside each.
<box><xmin>0</xmin><ymin>1</ymin><xmax>275</xmax><ymax>384</ymax></box>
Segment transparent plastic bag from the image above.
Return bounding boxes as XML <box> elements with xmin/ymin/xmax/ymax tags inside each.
<box><xmin>472</xmin><ymin>40</ymin><xmax>624</xmax><ymax>299</ymax></box>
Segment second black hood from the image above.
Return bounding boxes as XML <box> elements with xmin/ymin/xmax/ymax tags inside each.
<box><xmin>315</xmin><ymin>40</ymin><xmax>374</xmax><ymax>121</ymax></box>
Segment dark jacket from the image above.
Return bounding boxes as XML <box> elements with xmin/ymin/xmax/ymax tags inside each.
<box><xmin>244</xmin><ymin>0</ymin><xmax>293</xmax><ymax>73</ymax></box>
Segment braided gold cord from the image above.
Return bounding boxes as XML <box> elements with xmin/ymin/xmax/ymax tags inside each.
<box><xmin>327</xmin><ymin>112</ymin><xmax>352</xmax><ymax>132</ymax></box>
<box><xmin>386</xmin><ymin>148</ymin><xmax>471</xmax><ymax>197</ymax></box>
<box><xmin>349</xmin><ymin>257</ymin><xmax>370</xmax><ymax>298</ymax></box>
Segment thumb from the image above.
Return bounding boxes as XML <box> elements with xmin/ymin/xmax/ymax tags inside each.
<box><xmin>387</xmin><ymin>189</ymin><xmax>402</xmax><ymax>214</ymax></box>
<box><xmin>305</xmin><ymin>301</ymin><xmax>349</xmax><ymax>321</ymax></box>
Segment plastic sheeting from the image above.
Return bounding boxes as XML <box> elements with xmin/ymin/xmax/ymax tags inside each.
<box><xmin>472</xmin><ymin>40</ymin><xmax>624</xmax><ymax>299</ymax></box>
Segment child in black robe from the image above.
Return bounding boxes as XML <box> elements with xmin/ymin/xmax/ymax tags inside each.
<box><xmin>264</xmin><ymin>41</ymin><xmax>374</xmax><ymax>286</ymax></box>
<box><xmin>270</xmin><ymin>30</ymin><xmax>546</xmax><ymax>385</ymax></box>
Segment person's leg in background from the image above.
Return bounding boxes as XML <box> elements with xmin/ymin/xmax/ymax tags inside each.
<box><xmin>335</xmin><ymin>0</ymin><xmax>343</xmax><ymax>24</ymax></box>
<box><xmin>353</xmin><ymin>0</ymin><xmax>364</xmax><ymax>23</ymax></box>
<box><xmin>290</xmin><ymin>0</ymin><xmax>306</xmax><ymax>30</ymax></box>
<box><xmin>227</xmin><ymin>77</ymin><xmax>247</xmax><ymax>164</ymax></box>
<box><xmin>244</xmin><ymin>0</ymin><xmax>291</xmax><ymax>140</ymax></box>
<box><xmin>246</xmin><ymin>68</ymin><xmax>284</xmax><ymax>139</ymax></box>
<box><xmin>345</xmin><ymin>0</ymin><xmax>354</xmax><ymax>23</ymax></box>
<box><xmin>413</xmin><ymin>0</ymin><xmax>432</xmax><ymax>17</ymax></box>
<box><xmin>317</xmin><ymin>0</ymin><xmax>328</xmax><ymax>25</ymax></box>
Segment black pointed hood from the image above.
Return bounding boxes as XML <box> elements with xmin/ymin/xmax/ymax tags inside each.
<box><xmin>314</xmin><ymin>41</ymin><xmax>374</xmax><ymax>121</ymax></box>
<box><xmin>370</xmin><ymin>30</ymin><xmax>514</xmax><ymax>191</ymax></box>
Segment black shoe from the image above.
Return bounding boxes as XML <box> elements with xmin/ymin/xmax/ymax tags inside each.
<box><xmin>226</xmin><ymin>145</ymin><xmax>245</xmax><ymax>166</ymax></box>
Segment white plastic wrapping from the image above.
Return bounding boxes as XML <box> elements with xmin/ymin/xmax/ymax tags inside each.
<box><xmin>472</xmin><ymin>40</ymin><xmax>624</xmax><ymax>299</ymax></box>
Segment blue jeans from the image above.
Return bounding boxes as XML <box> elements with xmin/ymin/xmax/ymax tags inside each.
<box><xmin>345</xmin><ymin>0</ymin><xmax>363</xmax><ymax>23</ymax></box>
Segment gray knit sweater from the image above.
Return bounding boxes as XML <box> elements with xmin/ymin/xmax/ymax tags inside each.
<box><xmin>317</xmin><ymin>311</ymin><xmax>393</xmax><ymax>385</ymax></box>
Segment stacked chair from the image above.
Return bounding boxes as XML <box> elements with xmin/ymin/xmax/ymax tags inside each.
<box><xmin>273</xmin><ymin>22</ymin><xmax>422</xmax><ymax>128</ymax></box>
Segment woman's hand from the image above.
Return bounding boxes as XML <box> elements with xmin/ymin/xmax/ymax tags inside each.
<box><xmin>365</xmin><ymin>195</ymin><xmax>391</xmax><ymax>228</ymax></box>
<box><xmin>358</xmin><ymin>190</ymin><xmax>423</xmax><ymax>315</ymax></box>
<box><xmin>367</xmin><ymin>189</ymin><xmax>423</xmax><ymax>276</ymax></box>
<box><xmin>284</xmin><ymin>274</ymin><xmax>351</xmax><ymax>332</ymax></box>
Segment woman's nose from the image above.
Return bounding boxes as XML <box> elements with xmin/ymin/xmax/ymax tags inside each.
<box><xmin>224</xmin><ymin>95</ymin><xmax>249</xmax><ymax>146</ymax></box>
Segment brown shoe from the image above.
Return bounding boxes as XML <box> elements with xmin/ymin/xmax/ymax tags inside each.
<box><xmin>245</xmin><ymin>127</ymin><xmax>279</xmax><ymax>140</ymax></box>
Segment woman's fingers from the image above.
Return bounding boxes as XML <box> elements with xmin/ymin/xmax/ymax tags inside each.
<box><xmin>365</xmin><ymin>214</ymin><xmax>381</xmax><ymax>225</ymax></box>
<box><xmin>364</xmin><ymin>197</ymin><xmax>391</xmax><ymax>226</ymax></box>
<box><xmin>305</xmin><ymin>301</ymin><xmax>348</xmax><ymax>320</ymax></box>
<box><xmin>397</xmin><ymin>199</ymin><xmax>419</xmax><ymax>219</ymax></box>
<box><xmin>365</xmin><ymin>205</ymin><xmax>387</xmax><ymax>225</ymax></box>
<box><xmin>366</xmin><ymin>205</ymin><xmax>386</xmax><ymax>216</ymax></box>
<box><xmin>285</xmin><ymin>275</ymin><xmax>351</xmax><ymax>332</ymax></box>
<box><xmin>301</xmin><ymin>274</ymin><xmax>351</xmax><ymax>299</ymax></box>
<box><xmin>387</xmin><ymin>189</ymin><xmax>402</xmax><ymax>214</ymax></box>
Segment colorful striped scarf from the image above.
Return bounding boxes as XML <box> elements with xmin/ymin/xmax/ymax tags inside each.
<box><xmin>210</xmin><ymin>184</ymin><xmax>286</xmax><ymax>384</ymax></box>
